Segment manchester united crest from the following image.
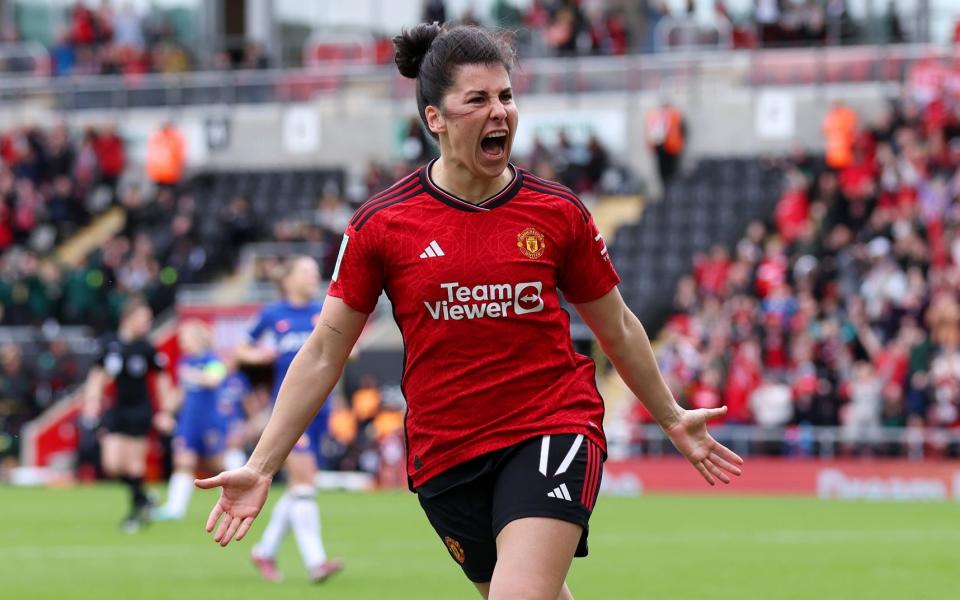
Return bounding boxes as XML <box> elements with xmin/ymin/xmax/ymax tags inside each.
<box><xmin>517</xmin><ymin>227</ymin><xmax>546</xmax><ymax>259</ymax></box>
<box><xmin>444</xmin><ymin>536</ymin><xmax>466</xmax><ymax>564</ymax></box>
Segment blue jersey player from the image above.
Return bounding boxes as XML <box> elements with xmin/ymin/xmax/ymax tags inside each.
<box><xmin>154</xmin><ymin>320</ymin><xmax>228</xmax><ymax>521</ymax></box>
<box><xmin>237</xmin><ymin>255</ymin><xmax>343</xmax><ymax>583</ymax></box>
<box><xmin>218</xmin><ymin>364</ymin><xmax>253</xmax><ymax>471</ymax></box>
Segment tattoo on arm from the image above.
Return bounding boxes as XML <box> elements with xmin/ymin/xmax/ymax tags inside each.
<box><xmin>321</xmin><ymin>319</ymin><xmax>343</xmax><ymax>335</ymax></box>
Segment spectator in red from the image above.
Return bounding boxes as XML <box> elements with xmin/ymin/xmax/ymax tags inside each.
<box><xmin>774</xmin><ymin>170</ymin><xmax>810</xmax><ymax>244</ymax></box>
<box><xmin>524</xmin><ymin>0</ymin><xmax>550</xmax><ymax>28</ymax></box>
<box><xmin>690</xmin><ymin>367</ymin><xmax>724</xmax><ymax>411</ymax></box>
<box><xmin>10</xmin><ymin>178</ymin><xmax>40</xmax><ymax>245</ymax></box>
<box><xmin>755</xmin><ymin>237</ymin><xmax>788</xmax><ymax>298</ymax></box>
<box><xmin>0</xmin><ymin>196</ymin><xmax>12</xmax><ymax>252</ymax></box>
<box><xmin>600</xmin><ymin>10</ymin><xmax>629</xmax><ymax>55</ymax></box>
<box><xmin>694</xmin><ymin>244</ymin><xmax>731</xmax><ymax>297</ymax></box>
<box><xmin>724</xmin><ymin>340</ymin><xmax>762</xmax><ymax>423</ymax></box>
<box><xmin>71</xmin><ymin>4</ymin><xmax>99</xmax><ymax>47</ymax></box>
<box><xmin>93</xmin><ymin>124</ymin><xmax>126</xmax><ymax>197</ymax></box>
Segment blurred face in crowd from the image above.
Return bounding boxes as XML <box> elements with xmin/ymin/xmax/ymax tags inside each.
<box><xmin>122</xmin><ymin>305</ymin><xmax>153</xmax><ymax>339</ymax></box>
<box><xmin>283</xmin><ymin>257</ymin><xmax>320</xmax><ymax>301</ymax></box>
<box><xmin>426</xmin><ymin>63</ymin><xmax>518</xmax><ymax>181</ymax></box>
<box><xmin>179</xmin><ymin>320</ymin><xmax>211</xmax><ymax>356</ymax></box>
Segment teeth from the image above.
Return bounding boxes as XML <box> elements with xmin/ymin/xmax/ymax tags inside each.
<box><xmin>485</xmin><ymin>132</ymin><xmax>507</xmax><ymax>139</ymax></box>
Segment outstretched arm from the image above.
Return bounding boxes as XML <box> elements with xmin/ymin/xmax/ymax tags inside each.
<box><xmin>574</xmin><ymin>288</ymin><xmax>743</xmax><ymax>485</ymax></box>
<box><xmin>195</xmin><ymin>296</ymin><xmax>369</xmax><ymax>546</ymax></box>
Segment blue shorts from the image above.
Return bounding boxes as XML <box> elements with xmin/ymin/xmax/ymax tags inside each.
<box><xmin>174</xmin><ymin>417</ymin><xmax>228</xmax><ymax>457</ymax></box>
<box><xmin>291</xmin><ymin>411</ymin><xmax>330</xmax><ymax>469</ymax></box>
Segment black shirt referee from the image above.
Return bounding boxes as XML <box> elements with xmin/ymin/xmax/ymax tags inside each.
<box><xmin>82</xmin><ymin>298</ymin><xmax>173</xmax><ymax>533</ymax></box>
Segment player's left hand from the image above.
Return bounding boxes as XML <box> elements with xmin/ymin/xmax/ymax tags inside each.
<box><xmin>664</xmin><ymin>406</ymin><xmax>744</xmax><ymax>486</ymax></box>
<box><xmin>152</xmin><ymin>411</ymin><xmax>175</xmax><ymax>434</ymax></box>
<box><xmin>195</xmin><ymin>466</ymin><xmax>272</xmax><ymax>547</ymax></box>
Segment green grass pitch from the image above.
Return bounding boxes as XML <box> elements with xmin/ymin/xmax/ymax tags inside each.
<box><xmin>1</xmin><ymin>484</ymin><xmax>957</xmax><ymax>599</ymax></box>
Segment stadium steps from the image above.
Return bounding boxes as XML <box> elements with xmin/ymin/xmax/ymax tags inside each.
<box><xmin>610</xmin><ymin>157</ymin><xmax>782</xmax><ymax>334</ymax></box>
<box><xmin>54</xmin><ymin>206</ymin><xmax>125</xmax><ymax>267</ymax></box>
<box><xmin>591</xmin><ymin>194</ymin><xmax>645</xmax><ymax>241</ymax></box>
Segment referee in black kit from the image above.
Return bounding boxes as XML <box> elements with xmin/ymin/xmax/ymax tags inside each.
<box><xmin>82</xmin><ymin>297</ymin><xmax>174</xmax><ymax>533</ymax></box>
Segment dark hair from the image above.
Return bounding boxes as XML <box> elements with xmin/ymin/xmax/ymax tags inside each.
<box><xmin>393</xmin><ymin>23</ymin><xmax>516</xmax><ymax>140</ymax></box>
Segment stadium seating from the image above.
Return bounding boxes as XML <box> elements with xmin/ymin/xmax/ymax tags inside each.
<box><xmin>611</xmin><ymin>157</ymin><xmax>782</xmax><ymax>332</ymax></box>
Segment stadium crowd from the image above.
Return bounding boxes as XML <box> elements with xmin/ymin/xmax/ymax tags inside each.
<box><xmin>0</xmin><ymin>1</ymin><xmax>272</xmax><ymax>77</ymax></box>
<box><xmin>650</xmin><ymin>88</ymin><xmax>960</xmax><ymax>456</ymax></box>
<box><xmin>1</xmin><ymin>0</ymin><xmax>944</xmax><ymax>79</ymax></box>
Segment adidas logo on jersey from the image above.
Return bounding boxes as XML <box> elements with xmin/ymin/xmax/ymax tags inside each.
<box><xmin>547</xmin><ymin>483</ymin><xmax>572</xmax><ymax>501</ymax></box>
<box><xmin>419</xmin><ymin>240</ymin><xmax>445</xmax><ymax>259</ymax></box>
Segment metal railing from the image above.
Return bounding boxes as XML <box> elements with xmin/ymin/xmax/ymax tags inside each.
<box><xmin>616</xmin><ymin>424</ymin><xmax>960</xmax><ymax>461</ymax></box>
<box><xmin>0</xmin><ymin>41</ymin><xmax>48</xmax><ymax>76</ymax></box>
<box><xmin>0</xmin><ymin>43</ymin><xmax>956</xmax><ymax>111</ymax></box>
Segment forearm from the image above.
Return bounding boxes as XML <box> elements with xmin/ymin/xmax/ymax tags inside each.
<box><xmin>245</xmin><ymin>345</ymin><xmax>343</xmax><ymax>476</ymax></box>
<box><xmin>83</xmin><ymin>370</ymin><xmax>105</xmax><ymax>416</ymax></box>
<box><xmin>156</xmin><ymin>374</ymin><xmax>178</xmax><ymax>413</ymax></box>
<box><xmin>599</xmin><ymin>311</ymin><xmax>683</xmax><ymax>430</ymax></box>
<box><xmin>235</xmin><ymin>343</ymin><xmax>274</xmax><ymax>365</ymax></box>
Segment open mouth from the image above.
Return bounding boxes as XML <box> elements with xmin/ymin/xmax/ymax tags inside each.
<box><xmin>480</xmin><ymin>131</ymin><xmax>508</xmax><ymax>159</ymax></box>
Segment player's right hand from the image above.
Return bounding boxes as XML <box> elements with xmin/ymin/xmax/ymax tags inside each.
<box><xmin>195</xmin><ymin>466</ymin><xmax>273</xmax><ymax>547</ymax></box>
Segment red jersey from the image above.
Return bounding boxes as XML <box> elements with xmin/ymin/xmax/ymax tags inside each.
<box><xmin>328</xmin><ymin>162</ymin><xmax>620</xmax><ymax>487</ymax></box>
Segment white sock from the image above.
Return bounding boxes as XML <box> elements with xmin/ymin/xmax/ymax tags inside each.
<box><xmin>289</xmin><ymin>485</ymin><xmax>327</xmax><ymax>570</ymax></box>
<box><xmin>224</xmin><ymin>448</ymin><xmax>247</xmax><ymax>471</ymax></box>
<box><xmin>164</xmin><ymin>471</ymin><xmax>194</xmax><ymax>517</ymax></box>
<box><xmin>254</xmin><ymin>491</ymin><xmax>291</xmax><ymax>559</ymax></box>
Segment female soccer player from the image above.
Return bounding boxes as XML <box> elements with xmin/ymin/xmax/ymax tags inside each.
<box><xmin>234</xmin><ymin>255</ymin><xmax>343</xmax><ymax>583</ymax></box>
<box><xmin>197</xmin><ymin>24</ymin><xmax>743</xmax><ymax>599</ymax></box>
<box><xmin>153</xmin><ymin>320</ymin><xmax>229</xmax><ymax>521</ymax></box>
<box><xmin>83</xmin><ymin>298</ymin><xmax>173</xmax><ymax>533</ymax></box>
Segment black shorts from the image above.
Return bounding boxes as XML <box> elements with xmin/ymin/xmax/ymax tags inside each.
<box><xmin>416</xmin><ymin>433</ymin><xmax>604</xmax><ymax>583</ymax></box>
<box><xmin>102</xmin><ymin>404</ymin><xmax>153</xmax><ymax>437</ymax></box>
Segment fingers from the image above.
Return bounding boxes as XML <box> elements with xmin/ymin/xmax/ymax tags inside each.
<box><xmin>236</xmin><ymin>517</ymin><xmax>255</xmax><ymax>541</ymax></box>
<box><xmin>195</xmin><ymin>473</ymin><xmax>225</xmax><ymax>489</ymax></box>
<box><xmin>704</xmin><ymin>406</ymin><xmax>728</xmax><ymax>421</ymax></box>
<box><xmin>220</xmin><ymin>515</ymin><xmax>244</xmax><ymax>547</ymax></box>
<box><xmin>206</xmin><ymin>503</ymin><xmax>224</xmax><ymax>533</ymax></box>
<box><xmin>214</xmin><ymin>514</ymin><xmax>233</xmax><ymax>545</ymax></box>
<box><xmin>709</xmin><ymin>451</ymin><xmax>743</xmax><ymax>476</ymax></box>
<box><xmin>703</xmin><ymin>456</ymin><xmax>731</xmax><ymax>484</ymax></box>
<box><xmin>712</xmin><ymin>443</ymin><xmax>745</xmax><ymax>466</ymax></box>
<box><xmin>693</xmin><ymin>460</ymin><xmax>715</xmax><ymax>486</ymax></box>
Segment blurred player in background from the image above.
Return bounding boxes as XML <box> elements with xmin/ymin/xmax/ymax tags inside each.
<box><xmin>198</xmin><ymin>24</ymin><xmax>741</xmax><ymax>599</ymax></box>
<box><xmin>82</xmin><ymin>297</ymin><xmax>173</xmax><ymax>533</ymax></box>
<box><xmin>218</xmin><ymin>356</ymin><xmax>254</xmax><ymax>472</ymax></box>
<box><xmin>235</xmin><ymin>255</ymin><xmax>343</xmax><ymax>583</ymax></box>
<box><xmin>153</xmin><ymin>320</ymin><xmax>229</xmax><ymax>521</ymax></box>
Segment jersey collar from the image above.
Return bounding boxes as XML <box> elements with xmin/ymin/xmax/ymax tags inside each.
<box><xmin>419</xmin><ymin>159</ymin><xmax>524</xmax><ymax>212</ymax></box>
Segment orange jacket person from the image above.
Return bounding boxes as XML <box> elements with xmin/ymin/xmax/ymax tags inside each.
<box><xmin>146</xmin><ymin>121</ymin><xmax>185</xmax><ymax>186</ymax></box>
<box><xmin>822</xmin><ymin>100</ymin><xmax>858</xmax><ymax>170</ymax></box>
<box><xmin>645</xmin><ymin>101</ymin><xmax>685</xmax><ymax>187</ymax></box>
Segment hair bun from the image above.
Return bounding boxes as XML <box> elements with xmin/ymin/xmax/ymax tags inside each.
<box><xmin>393</xmin><ymin>22</ymin><xmax>443</xmax><ymax>79</ymax></box>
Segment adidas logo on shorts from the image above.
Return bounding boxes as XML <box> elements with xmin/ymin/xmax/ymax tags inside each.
<box><xmin>546</xmin><ymin>483</ymin><xmax>571</xmax><ymax>501</ymax></box>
